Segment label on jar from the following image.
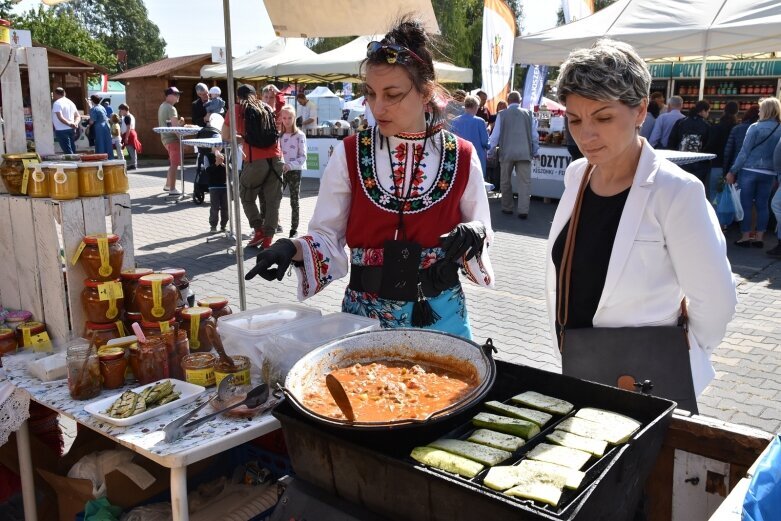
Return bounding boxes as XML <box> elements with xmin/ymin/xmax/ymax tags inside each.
<box><xmin>32</xmin><ymin>167</ymin><xmax>45</xmax><ymax>183</ymax></box>
<box><xmin>215</xmin><ymin>368</ymin><xmax>250</xmax><ymax>387</ymax></box>
<box><xmin>31</xmin><ymin>332</ymin><xmax>53</xmax><ymax>353</ymax></box>
<box><xmin>97</xmin><ymin>164</ymin><xmax>104</xmax><ymax>181</ymax></box>
<box><xmin>189</xmin><ymin>314</ymin><xmax>201</xmax><ymax>349</ymax></box>
<box><xmin>21</xmin><ymin>167</ymin><xmax>30</xmax><ymax>194</ymax></box>
<box><xmin>98</xmin><ymin>281</ymin><xmax>124</xmax><ymax>300</ymax></box>
<box><xmin>53</xmin><ymin>168</ymin><xmax>67</xmax><ymax>184</ymax></box>
<box><xmin>151</xmin><ymin>280</ymin><xmax>165</xmax><ymax>318</ymax></box>
<box><xmin>97</xmin><ymin>236</ymin><xmax>112</xmax><ymax>277</ymax></box>
<box><xmin>159</xmin><ymin>321</ymin><xmax>171</xmax><ymax>333</ymax></box>
<box><xmin>70</xmin><ymin>241</ymin><xmax>87</xmax><ymax>265</ymax></box>
<box><xmin>22</xmin><ymin>327</ymin><xmax>32</xmax><ymax>348</ymax></box>
<box><xmin>185</xmin><ymin>367</ymin><xmax>215</xmax><ymax>387</ymax></box>
<box><xmin>115</xmin><ymin>321</ymin><xmax>126</xmax><ymax>337</ymax></box>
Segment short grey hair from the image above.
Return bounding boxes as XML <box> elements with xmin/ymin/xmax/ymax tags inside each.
<box><xmin>195</xmin><ymin>82</ymin><xmax>208</xmax><ymax>94</ymax></box>
<box><xmin>556</xmin><ymin>39</ymin><xmax>650</xmax><ymax>108</ymax></box>
<box><xmin>667</xmin><ymin>95</ymin><xmax>683</xmax><ymax>108</ymax></box>
<box><xmin>507</xmin><ymin>91</ymin><xmax>521</xmax><ymax>104</ymax></box>
<box><xmin>464</xmin><ymin>95</ymin><xmax>479</xmax><ymax>110</ymax></box>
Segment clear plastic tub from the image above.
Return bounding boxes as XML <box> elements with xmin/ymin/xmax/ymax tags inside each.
<box><xmin>262</xmin><ymin>312</ymin><xmax>380</xmax><ymax>387</ymax></box>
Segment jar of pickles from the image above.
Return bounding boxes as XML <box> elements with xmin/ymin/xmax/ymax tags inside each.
<box><xmin>196</xmin><ymin>297</ymin><xmax>233</xmax><ymax>320</ymax></box>
<box><xmin>67</xmin><ymin>343</ymin><xmax>101</xmax><ymax>400</ymax></box>
<box><xmin>24</xmin><ymin>162</ymin><xmax>49</xmax><ymax>198</ymax></box>
<box><xmin>46</xmin><ymin>162</ymin><xmax>79</xmax><ymax>200</ymax></box>
<box><xmin>84</xmin><ymin>321</ymin><xmax>125</xmax><ymax>348</ymax></box>
<box><xmin>181</xmin><ymin>352</ymin><xmax>216</xmax><ymax>387</ymax></box>
<box><xmin>136</xmin><ymin>274</ymin><xmax>178</xmax><ymax>322</ymax></box>
<box><xmin>180</xmin><ymin>307</ymin><xmax>215</xmax><ymax>352</ymax></box>
<box><xmin>82</xmin><ymin>279</ymin><xmax>124</xmax><ymax>323</ymax></box>
<box><xmin>120</xmin><ymin>268</ymin><xmax>153</xmax><ymax>313</ymax></box>
<box><xmin>0</xmin><ymin>153</ymin><xmax>40</xmax><ymax>194</ymax></box>
<box><xmin>98</xmin><ymin>346</ymin><xmax>127</xmax><ymax>389</ymax></box>
<box><xmin>79</xmin><ymin>234</ymin><xmax>124</xmax><ymax>281</ymax></box>
<box><xmin>15</xmin><ymin>321</ymin><xmax>46</xmax><ymax>348</ymax></box>
<box><xmin>102</xmin><ymin>160</ymin><xmax>129</xmax><ymax>194</ymax></box>
<box><xmin>0</xmin><ymin>328</ymin><xmax>17</xmax><ymax>355</ymax></box>
<box><xmin>136</xmin><ymin>337</ymin><xmax>169</xmax><ymax>385</ymax></box>
<box><xmin>77</xmin><ymin>162</ymin><xmax>105</xmax><ymax>197</ymax></box>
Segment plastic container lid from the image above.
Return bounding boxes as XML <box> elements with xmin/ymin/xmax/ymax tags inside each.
<box><xmin>121</xmin><ymin>268</ymin><xmax>154</xmax><ymax>280</ymax></box>
<box><xmin>139</xmin><ymin>273</ymin><xmax>174</xmax><ymax>286</ymax></box>
<box><xmin>217</xmin><ymin>304</ymin><xmax>321</xmax><ymax>336</ymax></box>
<box><xmin>84</xmin><ymin>233</ymin><xmax>120</xmax><ymax>245</ymax></box>
<box><xmin>270</xmin><ymin>312</ymin><xmax>379</xmax><ymax>349</ymax></box>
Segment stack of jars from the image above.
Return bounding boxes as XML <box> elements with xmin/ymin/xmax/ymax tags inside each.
<box><xmin>134</xmin><ymin>272</ymin><xmax>185</xmax><ymax>382</ymax></box>
<box><xmin>0</xmin><ymin>309</ymin><xmax>50</xmax><ymax>355</ymax></box>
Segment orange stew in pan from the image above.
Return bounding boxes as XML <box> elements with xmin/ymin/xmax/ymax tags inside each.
<box><xmin>304</xmin><ymin>361</ymin><xmax>477</xmax><ymax>422</ymax></box>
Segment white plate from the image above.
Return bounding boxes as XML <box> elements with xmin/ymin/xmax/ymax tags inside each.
<box><xmin>84</xmin><ymin>379</ymin><xmax>205</xmax><ymax>427</ymax></box>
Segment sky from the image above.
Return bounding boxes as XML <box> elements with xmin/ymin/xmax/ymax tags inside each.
<box><xmin>12</xmin><ymin>0</ymin><xmax>559</xmax><ymax>58</ymax></box>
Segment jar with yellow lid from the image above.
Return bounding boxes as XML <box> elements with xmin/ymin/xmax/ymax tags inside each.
<box><xmin>98</xmin><ymin>346</ymin><xmax>127</xmax><ymax>389</ymax></box>
<box><xmin>214</xmin><ymin>355</ymin><xmax>251</xmax><ymax>388</ymax></box>
<box><xmin>136</xmin><ymin>274</ymin><xmax>178</xmax><ymax>322</ymax></box>
<box><xmin>24</xmin><ymin>162</ymin><xmax>49</xmax><ymax>198</ymax></box>
<box><xmin>76</xmin><ymin>162</ymin><xmax>105</xmax><ymax>197</ymax></box>
<box><xmin>120</xmin><ymin>268</ymin><xmax>153</xmax><ymax>313</ymax></box>
<box><xmin>1</xmin><ymin>153</ymin><xmax>40</xmax><ymax>194</ymax></box>
<box><xmin>181</xmin><ymin>352</ymin><xmax>216</xmax><ymax>387</ymax></box>
<box><xmin>82</xmin><ymin>279</ymin><xmax>124</xmax><ymax>323</ymax></box>
<box><xmin>46</xmin><ymin>162</ymin><xmax>79</xmax><ymax>200</ymax></box>
<box><xmin>180</xmin><ymin>307</ymin><xmax>215</xmax><ymax>352</ymax></box>
<box><xmin>196</xmin><ymin>296</ymin><xmax>233</xmax><ymax>320</ymax></box>
<box><xmin>0</xmin><ymin>328</ymin><xmax>17</xmax><ymax>354</ymax></box>
<box><xmin>79</xmin><ymin>234</ymin><xmax>124</xmax><ymax>281</ymax></box>
<box><xmin>102</xmin><ymin>160</ymin><xmax>129</xmax><ymax>194</ymax></box>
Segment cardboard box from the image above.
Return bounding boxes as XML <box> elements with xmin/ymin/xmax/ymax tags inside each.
<box><xmin>37</xmin><ymin>428</ymin><xmax>213</xmax><ymax>521</ymax></box>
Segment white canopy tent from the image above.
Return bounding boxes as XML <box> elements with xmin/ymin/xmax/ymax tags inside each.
<box><xmin>200</xmin><ymin>37</ymin><xmax>315</xmax><ymax>79</ymax></box>
<box><xmin>270</xmin><ymin>35</ymin><xmax>473</xmax><ymax>83</ymax></box>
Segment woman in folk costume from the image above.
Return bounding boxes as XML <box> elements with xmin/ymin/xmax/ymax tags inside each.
<box><xmin>246</xmin><ymin>17</ymin><xmax>494</xmax><ymax>340</ymax></box>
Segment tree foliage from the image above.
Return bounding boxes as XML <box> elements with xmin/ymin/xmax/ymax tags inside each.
<box><xmin>14</xmin><ymin>6</ymin><xmax>117</xmax><ymax>69</ymax></box>
<box><xmin>54</xmin><ymin>0</ymin><xmax>166</xmax><ymax>71</ymax></box>
<box><xmin>0</xmin><ymin>0</ymin><xmax>15</xmax><ymax>19</ymax></box>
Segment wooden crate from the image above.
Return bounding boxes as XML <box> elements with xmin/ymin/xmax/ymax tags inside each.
<box><xmin>0</xmin><ymin>194</ymin><xmax>135</xmax><ymax>344</ymax></box>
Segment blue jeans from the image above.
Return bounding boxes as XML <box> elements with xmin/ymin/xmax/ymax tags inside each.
<box><xmin>771</xmin><ymin>174</ymin><xmax>781</xmax><ymax>239</ymax></box>
<box><xmin>738</xmin><ymin>169</ymin><xmax>775</xmax><ymax>233</ymax></box>
<box><xmin>709</xmin><ymin>167</ymin><xmax>723</xmax><ymax>204</ymax></box>
<box><xmin>55</xmin><ymin>128</ymin><xmax>76</xmax><ymax>154</ymax></box>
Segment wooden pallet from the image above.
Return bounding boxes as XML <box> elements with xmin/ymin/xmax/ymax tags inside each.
<box><xmin>0</xmin><ymin>194</ymin><xmax>135</xmax><ymax>344</ymax></box>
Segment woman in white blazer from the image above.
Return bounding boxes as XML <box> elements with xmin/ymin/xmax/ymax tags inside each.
<box><xmin>546</xmin><ymin>39</ymin><xmax>737</xmax><ymax>400</ymax></box>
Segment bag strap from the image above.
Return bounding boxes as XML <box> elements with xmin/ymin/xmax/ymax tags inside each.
<box><xmin>556</xmin><ymin>164</ymin><xmax>689</xmax><ymax>352</ymax></box>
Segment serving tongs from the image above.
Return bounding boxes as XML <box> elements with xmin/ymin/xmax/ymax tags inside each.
<box><xmin>162</xmin><ymin>378</ymin><xmax>271</xmax><ymax>443</ymax></box>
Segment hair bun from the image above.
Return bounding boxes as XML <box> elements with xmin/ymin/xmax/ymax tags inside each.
<box><xmin>386</xmin><ymin>17</ymin><xmax>428</xmax><ymax>54</ymax></box>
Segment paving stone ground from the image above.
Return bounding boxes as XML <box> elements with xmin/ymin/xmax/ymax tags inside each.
<box><xmin>126</xmin><ymin>160</ymin><xmax>781</xmax><ymax>434</ymax></box>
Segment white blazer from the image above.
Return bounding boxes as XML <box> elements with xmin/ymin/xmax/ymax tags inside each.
<box><xmin>545</xmin><ymin>139</ymin><xmax>738</xmax><ymax>395</ymax></box>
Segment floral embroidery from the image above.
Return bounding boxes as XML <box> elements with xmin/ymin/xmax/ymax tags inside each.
<box><xmin>342</xmin><ymin>291</ymin><xmax>409</xmax><ymax>328</ymax></box>
<box><xmin>300</xmin><ymin>235</ymin><xmax>332</xmax><ymax>297</ymax></box>
<box><xmin>355</xmin><ymin>127</ymin><xmax>459</xmax><ymax>214</ymax></box>
<box><xmin>351</xmin><ymin>247</ymin><xmax>444</xmax><ymax>267</ymax></box>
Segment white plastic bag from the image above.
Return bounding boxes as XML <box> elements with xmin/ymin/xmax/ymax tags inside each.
<box><xmin>729</xmin><ymin>184</ymin><xmax>744</xmax><ymax>222</ymax></box>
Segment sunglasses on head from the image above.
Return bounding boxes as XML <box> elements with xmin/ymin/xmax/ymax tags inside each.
<box><xmin>366</xmin><ymin>41</ymin><xmax>426</xmax><ymax>67</ymax></box>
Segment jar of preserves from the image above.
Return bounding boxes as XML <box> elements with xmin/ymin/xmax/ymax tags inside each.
<box><xmin>0</xmin><ymin>328</ymin><xmax>17</xmax><ymax>355</ymax></box>
<box><xmin>120</xmin><ymin>268</ymin><xmax>153</xmax><ymax>313</ymax></box>
<box><xmin>4</xmin><ymin>310</ymin><xmax>32</xmax><ymax>332</ymax></box>
<box><xmin>24</xmin><ymin>162</ymin><xmax>49</xmax><ymax>198</ymax></box>
<box><xmin>16</xmin><ymin>321</ymin><xmax>46</xmax><ymax>348</ymax></box>
<box><xmin>181</xmin><ymin>352</ymin><xmax>216</xmax><ymax>387</ymax></box>
<box><xmin>102</xmin><ymin>160</ymin><xmax>129</xmax><ymax>194</ymax></box>
<box><xmin>125</xmin><ymin>311</ymin><xmax>142</xmax><ymax>333</ymax></box>
<box><xmin>160</xmin><ymin>268</ymin><xmax>191</xmax><ymax>308</ymax></box>
<box><xmin>82</xmin><ymin>279</ymin><xmax>125</xmax><ymax>323</ymax></box>
<box><xmin>46</xmin><ymin>162</ymin><xmax>79</xmax><ymax>200</ymax></box>
<box><xmin>76</xmin><ymin>162</ymin><xmax>105</xmax><ymax>197</ymax></box>
<box><xmin>140</xmin><ymin>318</ymin><xmax>178</xmax><ymax>340</ymax></box>
<box><xmin>98</xmin><ymin>346</ymin><xmax>127</xmax><ymax>389</ymax></box>
<box><xmin>136</xmin><ymin>337</ymin><xmax>169</xmax><ymax>385</ymax></box>
<box><xmin>214</xmin><ymin>355</ymin><xmax>251</xmax><ymax>388</ymax></box>
<box><xmin>79</xmin><ymin>234</ymin><xmax>124</xmax><ymax>281</ymax></box>
<box><xmin>67</xmin><ymin>343</ymin><xmax>101</xmax><ymax>400</ymax></box>
<box><xmin>180</xmin><ymin>307</ymin><xmax>215</xmax><ymax>352</ymax></box>
<box><xmin>170</xmin><ymin>330</ymin><xmax>189</xmax><ymax>380</ymax></box>
<box><xmin>196</xmin><ymin>297</ymin><xmax>233</xmax><ymax>320</ymax></box>
<box><xmin>0</xmin><ymin>153</ymin><xmax>40</xmax><ymax>194</ymax></box>
<box><xmin>128</xmin><ymin>342</ymin><xmax>140</xmax><ymax>380</ymax></box>
<box><xmin>84</xmin><ymin>321</ymin><xmax>125</xmax><ymax>348</ymax></box>
<box><xmin>136</xmin><ymin>274</ymin><xmax>178</xmax><ymax>322</ymax></box>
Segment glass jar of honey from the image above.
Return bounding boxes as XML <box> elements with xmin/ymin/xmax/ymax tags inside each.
<box><xmin>46</xmin><ymin>162</ymin><xmax>79</xmax><ymax>200</ymax></box>
<box><xmin>0</xmin><ymin>328</ymin><xmax>17</xmax><ymax>355</ymax></box>
<box><xmin>120</xmin><ymin>268</ymin><xmax>153</xmax><ymax>313</ymax></box>
<box><xmin>98</xmin><ymin>346</ymin><xmax>127</xmax><ymax>389</ymax></box>
<box><xmin>76</xmin><ymin>162</ymin><xmax>105</xmax><ymax>197</ymax></box>
<box><xmin>102</xmin><ymin>160</ymin><xmax>129</xmax><ymax>194</ymax></box>
<box><xmin>181</xmin><ymin>352</ymin><xmax>216</xmax><ymax>387</ymax></box>
<box><xmin>24</xmin><ymin>162</ymin><xmax>49</xmax><ymax>198</ymax></box>
<box><xmin>82</xmin><ymin>279</ymin><xmax>124</xmax><ymax>323</ymax></box>
<box><xmin>196</xmin><ymin>297</ymin><xmax>233</xmax><ymax>320</ymax></box>
<box><xmin>15</xmin><ymin>321</ymin><xmax>46</xmax><ymax>348</ymax></box>
<box><xmin>84</xmin><ymin>321</ymin><xmax>125</xmax><ymax>349</ymax></box>
<box><xmin>67</xmin><ymin>343</ymin><xmax>101</xmax><ymax>400</ymax></box>
<box><xmin>136</xmin><ymin>337</ymin><xmax>169</xmax><ymax>385</ymax></box>
<box><xmin>80</xmin><ymin>234</ymin><xmax>124</xmax><ymax>281</ymax></box>
<box><xmin>0</xmin><ymin>153</ymin><xmax>40</xmax><ymax>194</ymax></box>
<box><xmin>180</xmin><ymin>307</ymin><xmax>215</xmax><ymax>352</ymax></box>
<box><xmin>136</xmin><ymin>274</ymin><xmax>178</xmax><ymax>322</ymax></box>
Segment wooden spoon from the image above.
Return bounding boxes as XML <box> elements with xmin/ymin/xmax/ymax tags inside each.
<box><xmin>205</xmin><ymin>324</ymin><xmax>235</xmax><ymax>369</ymax></box>
<box><xmin>325</xmin><ymin>373</ymin><xmax>355</xmax><ymax>422</ymax></box>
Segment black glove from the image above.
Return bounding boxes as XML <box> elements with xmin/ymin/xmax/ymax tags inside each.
<box><xmin>245</xmin><ymin>239</ymin><xmax>297</xmax><ymax>281</ymax></box>
<box><xmin>425</xmin><ymin>260</ymin><xmax>460</xmax><ymax>292</ymax></box>
<box><xmin>439</xmin><ymin>222</ymin><xmax>487</xmax><ymax>262</ymax></box>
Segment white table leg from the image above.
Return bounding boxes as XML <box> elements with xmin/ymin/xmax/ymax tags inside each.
<box><xmin>178</xmin><ymin>135</ymin><xmax>186</xmax><ymax>200</ymax></box>
<box><xmin>17</xmin><ymin>420</ymin><xmax>38</xmax><ymax>521</ymax></box>
<box><xmin>170</xmin><ymin>465</ymin><xmax>189</xmax><ymax>521</ymax></box>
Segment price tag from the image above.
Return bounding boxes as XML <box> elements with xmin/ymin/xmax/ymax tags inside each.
<box><xmin>159</xmin><ymin>321</ymin><xmax>171</xmax><ymax>333</ymax></box>
<box><xmin>98</xmin><ymin>281</ymin><xmax>124</xmax><ymax>301</ymax></box>
<box><xmin>70</xmin><ymin>241</ymin><xmax>87</xmax><ymax>265</ymax></box>
<box><xmin>31</xmin><ymin>332</ymin><xmax>53</xmax><ymax>353</ymax></box>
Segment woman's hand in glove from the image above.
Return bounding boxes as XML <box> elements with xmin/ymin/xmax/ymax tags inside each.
<box><xmin>439</xmin><ymin>221</ymin><xmax>487</xmax><ymax>262</ymax></box>
<box><xmin>245</xmin><ymin>239</ymin><xmax>297</xmax><ymax>281</ymax></box>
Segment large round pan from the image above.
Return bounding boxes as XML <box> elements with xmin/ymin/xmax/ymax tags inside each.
<box><xmin>281</xmin><ymin>328</ymin><xmax>496</xmax><ymax>430</ymax></box>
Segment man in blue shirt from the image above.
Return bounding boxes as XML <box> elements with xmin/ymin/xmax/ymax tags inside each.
<box><xmin>451</xmin><ymin>95</ymin><xmax>489</xmax><ymax>180</ymax></box>
<box><xmin>648</xmin><ymin>95</ymin><xmax>684</xmax><ymax>148</ymax></box>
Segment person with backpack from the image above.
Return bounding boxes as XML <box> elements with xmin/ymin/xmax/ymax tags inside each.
<box><xmin>668</xmin><ymin>99</ymin><xmax>712</xmax><ymax>189</ymax></box>
<box><xmin>222</xmin><ymin>84</ymin><xmax>284</xmax><ymax>248</ymax></box>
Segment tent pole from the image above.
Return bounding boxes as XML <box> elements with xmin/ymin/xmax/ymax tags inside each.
<box><xmin>223</xmin><ymin>0</ymin><xmax>247</xmax><ymax>311</ymax></box>
<box><xmin>698</xmin><ymin>53</ymin><xmax>707</xmax><ymax>101</ymax></box>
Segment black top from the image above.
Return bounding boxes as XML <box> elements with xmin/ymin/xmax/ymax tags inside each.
<box><xmin>552</xmin><ymin>183</ymin><xmax>631</xmax><ymax>334</ymax></box>
<box><xmin>192</xmin><ymin>98</ymin><xmax>207</xmax><ymax>128</ymax></box>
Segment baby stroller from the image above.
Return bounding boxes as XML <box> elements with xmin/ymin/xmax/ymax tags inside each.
<box><xmin>192</xmin><ymin>125</ymin><xmax>221</xmax><ymax>205</ymax></box>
